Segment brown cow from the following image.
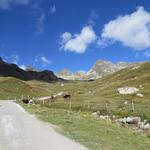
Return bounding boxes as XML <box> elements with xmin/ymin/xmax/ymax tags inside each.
<box><xmin>63</xmin><ymin>94</ymin><xmax>71</xmax><ymax>99</ymax></box>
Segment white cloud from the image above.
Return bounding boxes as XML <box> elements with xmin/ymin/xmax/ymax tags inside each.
<box><xmin>100</xmin><ymin>7</ymin><xmax>150</xmax><ymax>50</ymax></box>
<box><xmin>88</xmin><ymin>10</ymin><xmax>98</xmax><ymax>26</ymax></box>
<box><xmin>41</xmin><ymin>56</ymin><xmax>51</xmax><ymax>65</ymax></box>
<box><xmin>3</xmin><ymin>53</ymin><xmax>19</xmax><ymax>64</ymax></box>
<box><xmin>50</xmin><ymin>4</ymin><xmax>56</xmax><ymax>14</ymax></box>
<box><xmin>0</xmin><ymin>0</ymin><xmax>31</xmax><ymax>10</ymax></box>
<box><xmin>3</xmin><ymin>53</ymin><xmax>27</xmax><ymax>69</ymax></box>
<box><xmin>36</xmin><ymin>12</ymin><xmax>45</xmax><ymax>34</ymax></box>
<box><xmin>34</xmin><ymin>55</ymin><xmax>51</xmax><ymax>67</ymax></box>
<box><xmin>144</xmin><ymin>50</ymin><xmax>150</xmax><ymax>58</ymax></box>
<box><xmin>19</xmin><ymin>64</ymin><xmax>27</xmax><ymax>70</ymax></box>
<box><xmin>60</xmin><ymin>32</ymin><xmax>72</xmax><ymax>44</ymax></box>
<box><xmin>32</xmin><ymin>3</ymin><xmax>45</xmax><ymax>35</ymax></box>
<box><xmin>60</xmin><ymin>26</ymin><xmax>97</xmax><ymax>53</ymax></box>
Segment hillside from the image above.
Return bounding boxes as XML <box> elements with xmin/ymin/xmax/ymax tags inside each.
<box><xmin>34</xmin><ymin>61</ymin><xmax>150</xmax><ymax>120</ymax></box>
<box><xmin>89</xmin><ymin>61</ymin><xmax>150</xmax><ymax>99</ymax></box>
<box><xmin>1</xmin><ymin>61</ymin><xmax>150</xmax><ymax>119</ymax></box>
<box><xmin>0</xmin><ymin>77</ymin><xmax>53</xmax><ymax>99</ymax></box>
<box><xmin>0</xmin><ymin>57</ymin><xmax>59</xmax><ymax>82</ymax></box>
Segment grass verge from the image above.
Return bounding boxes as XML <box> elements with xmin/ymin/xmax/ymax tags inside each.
<box><xmin>22</xmin><ymin>104</ymin><xmax>150</xmax><ymax>150</ymax></box>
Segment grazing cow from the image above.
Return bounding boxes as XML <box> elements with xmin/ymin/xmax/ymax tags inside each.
<box><xmin>63</xmin><ymin>94</ymin><xmax>71</xmax><ymax>99</ymax></box>
<box><xmin>22</xmin><ymin>99</ymin><xmax>29</xmax><ymax>104</ymax></box>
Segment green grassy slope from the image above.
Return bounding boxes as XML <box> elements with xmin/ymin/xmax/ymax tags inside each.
<box><xmin>84</xmin><ymin>62</ymin><xmax>150</xmax><ymax>120</ymax></box>
<box><xmin>1</xmin><ymin>62</ymin><xmax>150</xmax><ymax>118</ymax></box>
<box><xmin>0</xmin><ymin>77</ymin><xmax>51</xmax><ymax>99</ymax></box>
<box><xmin>89</xmin><ymin>61</ymin><xmax>150</xmax><ymax>99</ymax></box>
<box><xmin>1</xmin><ymin>62</ymin><xmax>150</xmax><ymax>119</ymax></box>
<box><xmin>28</xmin><ymin>61</ymin><xmax>150</xmax><ymax>120</ymax></box>
<box><xmin>23</xmin><ymin>104</ymin><xmax>150</xmax><ymax>150</ymax></box>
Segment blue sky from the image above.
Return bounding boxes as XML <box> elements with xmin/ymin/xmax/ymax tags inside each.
<box><xmin>0</xmin><ymin>0</ymin><xmax>150</xmax><ymax>72</ymax></box>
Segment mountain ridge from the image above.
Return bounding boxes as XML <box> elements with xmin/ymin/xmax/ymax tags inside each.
<box><xmin>56</xmin><ymin>60</ymin><xmax>133</xmax><ymax>80</ymax></box>
<box><xmin>0</xmin><ymin>57</ymin><xmax>59</xmax><ymax>82</ymax></box>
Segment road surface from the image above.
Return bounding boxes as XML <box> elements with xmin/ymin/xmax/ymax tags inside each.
<box><xmin>0</xmin><ymin>100</ymin><xmax>88</xmax><ymax>150</ymax></box>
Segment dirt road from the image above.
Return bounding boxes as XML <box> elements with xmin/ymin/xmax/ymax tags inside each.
<box><xmin>0</xmin><ymin>100</ymin><xmax>88</xmax><ymax>150</ymax></box>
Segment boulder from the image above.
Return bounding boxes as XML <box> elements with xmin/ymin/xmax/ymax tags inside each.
<box><xmin>92</xmin><ymin>112</ymin><xmax>99</xmax><ymax>118</ymax></box>
<box><xmin>116</xmin><ymin>116</ymin><xmax>141</xmax><ymax>125</ymax></box>
<box><xmin>116</xmin><ymin>118</ymin><xmax>127</xmax><ymax>124</ymax></box>
<box><xmin>118</xmin><ymin>87</ymin><xmax>139</xmax><ymax>94</ymax></box>
<box><xmin>126</xmin><ymin>117</ymin><xmax>141</xmax><ymax>124</ymax></box>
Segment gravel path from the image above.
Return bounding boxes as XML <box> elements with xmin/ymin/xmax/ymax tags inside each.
<box><xmin>0</xmin><ymin>100</ymin><xmax>88</xmax><ymax>150</ymax></box>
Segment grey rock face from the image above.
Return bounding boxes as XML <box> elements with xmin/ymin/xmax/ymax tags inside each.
<box><xmin>56</xmin><ymin>60</ymin><xmax>131</xmax><ymax>80</ymax></box>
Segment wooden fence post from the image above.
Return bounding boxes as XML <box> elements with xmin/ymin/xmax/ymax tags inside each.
<box><xmin>105</xmin><ymin>103</ymin><xmax>108</xmax><ymax>112</ymax></box>
<box><xmin>132</xmin><ymin>100</ymin><xmax>135</xmax><ymax>112</ymax></box>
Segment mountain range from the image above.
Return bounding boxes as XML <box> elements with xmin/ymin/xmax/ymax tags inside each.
<box><xmin>0</xmin><ymin>57</ymin><xmax>135</xmax><ymax>81</ymax></box>
<box><xmin>0</xmin><ymin>57</ymin><xmax>59</xmax><ymax>82</ymax></box>
<box><xmin>56</xmin><ymin>60</ymin><xmax>132</xmax><ymax>80</ymax></box>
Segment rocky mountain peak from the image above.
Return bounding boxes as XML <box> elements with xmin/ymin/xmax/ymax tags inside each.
<box><xmin>56</xmin><ymin>60</ymin><xmax>132</xmax><ymax>80</ymax></box>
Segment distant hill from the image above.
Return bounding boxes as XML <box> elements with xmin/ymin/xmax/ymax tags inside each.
<box><xmin>0</xmin><ymin>57</ymin><xmax>59</xmax><ymax>82</ymax></box>
<box><xmin>56</xmin><ymin>60</ymin><xmax>132</xmax><ymax>80</ymax></box>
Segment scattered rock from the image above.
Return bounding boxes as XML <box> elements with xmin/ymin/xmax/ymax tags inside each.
<box><xmin>124</xmin><ymin>101</ymin><xmax>128</xmax><ymax>105</ymax></box>
<box><xmin>92</xmin><ymin>112</ymin><xmax>150</xmax><ymax>134</ymax></box>
<box><xmin>92</xmin><ymin>112</ymin><xmax>111</xmax><ymax>121</ymax></box>
<box><xmin>99</xmin><ymin>115</ymin><xmax>111</xmax><ymax>121</ymax></box>
<box><xmin>136</xmin><ymin>93</ymin><xmax>144</xmax><ymax>97</ymax></box>
<box><xmin>92</xmin><ymin>112</ymin><xmax>100</xmax><ymax>118</ymax></box>
<box><xmin>116</xmin><ymin>117</ymin><xmax>127</xmax><ymax>124</ymax></box>
<box><xmin>118</xmin><ymin>87</ymin><xmax>139</xmax><ymax>94</ymax></box>
<box><xmin>116</xmin><ymin>116</ymin><xmax>141</xmax><ymax>125</ymax></box>
<box><xmin>142</xmin><ymin>123</ymin><xmax>150</xmax><ymax>130</ymax></box>
<box><xmin>138</xmin><ymin>120</ymin><xmax>150</xmax><ymax>130</ymax></box>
